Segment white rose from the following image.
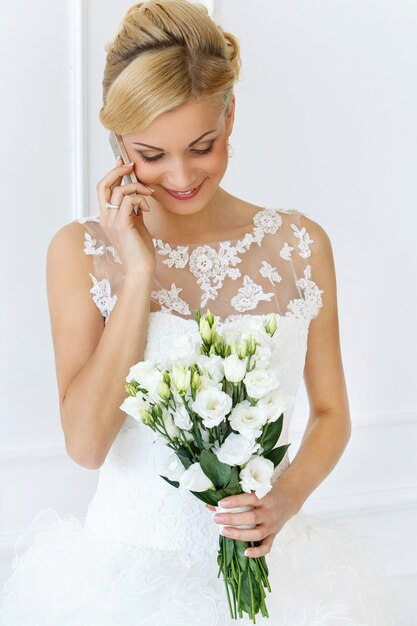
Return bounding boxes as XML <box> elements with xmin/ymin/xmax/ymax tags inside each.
<box><xmin>221</xmin><ymin>325</ymin><xmax>242</xmax><ymax>348</ymax></box>
<box><xmin>244</xmin><ymin>368</ymin><xmax>280</xmax><ymax>399</ymax></box>
<box><xmin>229</xmin><ymin>400</ymin><xmax>267</xmax><ymax>439</ymax></box>
<box><xmin>252</xmin><ymin>343</ymin><xmax>273</xmax><ymax>369</ymax></box>
<box><xmin>223</xmin><ymin>354</ymin><xmax>247</xmax><ymax>383</ymax></box>
<box><xmin>258</xmin><ymin>389</ymin><xmax>295</xmax><ymax>423</ymax></box>
<box><xmin>173</xmin><ymin>402</ymin><xmax>193</xmax><ymax>431</ymax></box>
<box><xmin>199</xmin><ymin>373</ymin><xmax>222</xmax><ymax>391</ymax></box>
<box><xmin>238</xmin><ymin>317</ymin><xmax>270</xmax><ymax>345</ymax></box>
<box><xmin>240</xmin><ymin>455</ymin><xmax>275</xmax><ymax>499</ymax></box>
<box><xmin>166</xmin><ymin>332</ymin><xmax>201</xmax><ymax>368</ymax></box>
<box><xmin>126</xmin><ymin>360</ymin><xmax>164</xmax><ymax>402</ymax></box>
<box><xmin>195</xmin><ymin>354</ymin><xmax>224</xmax><ymax>384</ymax></box>
<box><xmin>178</xmin><ymin>462</ymin><xmax>215</xmax><ymax>492</ymax></box>
<box><xmin>162</xmin><ymin>453</ymin><xmax>186</xmax><ymax>483</ymax></box>
<box><xmin>119</xmin><ymin>395</ymin><xmax>151</xmax><ymax>421</ymax></box>
<box><xmin>214</xmin><ymin>432</ymin><xmax>261</xmax><ymax>466</ymax></box>
<box><xmin>191</xmin><ymin>386</ymin><xmax>232</xmax><ymax>428</ymax></box>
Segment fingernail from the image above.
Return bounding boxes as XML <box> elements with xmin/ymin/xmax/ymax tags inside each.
<box><xmin>244</xmin><ymin>550</ymin><xmax>250</xmax><ymax>557</ymax></box>
<box><xmin>219</xmin><ymin>499</ymin><xmax>230</xmax><ymax>507</ymax></box>
<box><xmin>147</xmin><ymin>186</ymin><xmax>155</xmax><ymax>192</ymax></box>
<box><xmin>123</xmin><ymin>162</ymin><xmax>134</xmax><ymax>167</ymax></box>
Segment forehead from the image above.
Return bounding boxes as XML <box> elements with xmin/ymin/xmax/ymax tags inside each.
<box><xmin>125</xmin><ymin>100</ymin><xmax>225</xmax><ymax>144</ymax></box>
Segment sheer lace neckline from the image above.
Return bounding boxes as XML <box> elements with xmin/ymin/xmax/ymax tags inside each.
<box><xmin>151</xmin><ymin>206</ymin><xmax>272</xmax><ymax>249</ymax></box>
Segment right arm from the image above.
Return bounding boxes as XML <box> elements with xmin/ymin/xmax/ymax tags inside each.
<box><xmin>47</xmin><ymin>157</ymin><xmax>156</xmax><ymax>469</ymax></box>
<box><xmin>46</xmin><ymin>224</ymin><xmax>154</xmax><ymax>469</ymax></box>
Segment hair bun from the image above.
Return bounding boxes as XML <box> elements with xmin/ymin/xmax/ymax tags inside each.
<box><xmin>100</xmin><ymin>0</ymin><xmax>241</xmax><ymax>135</ymax></box>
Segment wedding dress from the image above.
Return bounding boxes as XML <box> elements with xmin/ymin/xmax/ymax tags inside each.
<box><xmin>0</xmin><ymin>207</ymin><xmax>412</xmax><ymax>625</ymax></box>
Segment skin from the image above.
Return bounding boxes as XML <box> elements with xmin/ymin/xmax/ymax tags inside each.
<box><xmin>119</xmin><ymin>96</ymin><xmax>264</xmax><ymax>244</ymax></box>
<box><xmin>103</xmin><ymin>96</ymin><xmax>351</xmax><ymax>559</ymax></box>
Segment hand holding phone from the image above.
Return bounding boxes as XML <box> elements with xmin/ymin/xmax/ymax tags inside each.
<box><xmin>108</xmin><ymin>131</ymin><xmax>155</xmax><ymax>215</ymax></box>
<box><xmin>95</xmin><ymin>132</ymin><xmax>156</xmax><ymax>274</ymax></box>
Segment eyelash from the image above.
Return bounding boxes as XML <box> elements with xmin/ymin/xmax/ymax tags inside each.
<box><xmin>137</xmin><ymin>142</ymin><xmax>216</xmax><ymax>163</ymax></box>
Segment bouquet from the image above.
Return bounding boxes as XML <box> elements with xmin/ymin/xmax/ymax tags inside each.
<box><xmin>120</xmin><ymin>309</ymin><xmax>292</xmax><ymax>622</ymax></box>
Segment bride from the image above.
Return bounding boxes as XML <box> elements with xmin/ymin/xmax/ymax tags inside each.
<box><xmin>0</xmin><ymin>1</ymin><xmax>410</xmax><ymax>624</ymax></box>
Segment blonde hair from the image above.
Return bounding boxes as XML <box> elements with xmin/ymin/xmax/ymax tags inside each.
<box><xmin>99</xmin><ymin>0</ymin><xmax>241</xmax><ymax>135</ymax></box>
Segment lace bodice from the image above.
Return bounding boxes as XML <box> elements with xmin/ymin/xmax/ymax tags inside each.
<box><xmin>77</xmin><ymin>207</ymin><xmax>323</xmax><ymax>324</ymax></box>
<box><xmin>74</xmin><ymin>207</ymin><xmax>325</xmax><ymax>566</ymax></box>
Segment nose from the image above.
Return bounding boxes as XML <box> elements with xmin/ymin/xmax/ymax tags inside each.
<box><xmin>165</xmin><ymin>158</ymin><xmax>198</xmax><ymax>191</ymax></box>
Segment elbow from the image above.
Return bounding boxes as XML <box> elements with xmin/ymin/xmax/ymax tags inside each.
<box><xmin>67</xmin><ymin>447</ymin><xmax>104</xmax><ymax>470</ymax></box>
<box><xmin>65</xmin><ymin>438</ymin><xmax>105</xmax><ymax>470</ymax></box>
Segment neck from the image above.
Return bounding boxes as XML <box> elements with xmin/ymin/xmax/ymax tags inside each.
<box><xmin>143</xmin><ymin>187</ymin><xmax>233</xmax><ymax>244</ymax></box>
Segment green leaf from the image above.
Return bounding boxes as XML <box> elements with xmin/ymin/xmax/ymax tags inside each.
<box><xmin>234</xmin><ymin>540</ymin><xmax>248</xmax><ymax>572</ymax></box>
<box><xmin>190</xmin><ymin>488</ymin><xmax>219</xmax><ymax>506</ymax></box>
<box><xmin>176</xmin><ymin>446</ymin><xmax>193</xmax><ymax>469</ymax></box>
<box><xmin>225</xmin><ymin>466</ymin><xmax>240</xmax><ymax>490</ymax></box>
<box><xmin>261</xmin><ymin>414</ymin><xmax>284</xmax><ymax>455</ymax></box>
<box><xmin>223</xmin><ymin>536</ymin><xmax>234</xmax><ymax>567</ymax></box>
<box><xmin>240</xmin><ymin>568</ymin><xmax>262</xmax><ymax>614</ymax></box>
<box><xmin>264</xmin><ymin>443</ymin><xmax>291</xmax><ymax>467</ymax></box>
<box><xmin>199</xmin><ymin>449</ymin><xmax>231</xmax><ymax>489</ymax></box>
<box><xmin>159</xmin><ymin>475</ymin><xmax>179</xmax><ymax>488</ymax></box>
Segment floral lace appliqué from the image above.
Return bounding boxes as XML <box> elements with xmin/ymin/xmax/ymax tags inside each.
<box><xmin>259</xmin><ymin>261</ymin><xmax>282</xmax><ymax>285</ymax></box>
<box><xmin>88</xmin><ymin>273</ymin><xmax>117</xmax><ymax>323</ymax></box>
<box><xmin>153</xmin><ymin>209</ymin><xmax>283</xmax><ymax>308</ymax></box>
<box><xmin>231</xmin><ymin>275</ymin><xmax>274</xmax><ymax>312</ymax></box>
<box><xmin>153</xmin><ymin>241</ymin><xmax>189</xmax><ymax>269</ymax></box>
<box><xmin>291</xmin><ymin>223</ymin><xmax>314</xmax><ymax>259</ymax></box>
<box><xmin>150</xmin><ymin>283</ymin><xmax>191</xmax><ymax>316</ymax></box>
<box><xmin>189</xmin><ymin>242</ymin><xmax>241</xmax><ymax>307</ymax></box>
<box><xmin>286</xmin><ymin>265</ymin><xmax>323</xmax><ymax>321</ymax></box>
<box><xmin>83</xmin><ymin>232</ymin><xmax>121</xmax><ymax>264</ymax></box>
<box><xmin>280</xmin><ymin>242</ymin><xmax>294</xmax><ymax>261</ymax></box>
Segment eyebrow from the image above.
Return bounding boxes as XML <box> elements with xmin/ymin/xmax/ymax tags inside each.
<box><xmin>131</xmin><ymin>129</ymin><xmax>218</xmax><ymax>151</ymax></box>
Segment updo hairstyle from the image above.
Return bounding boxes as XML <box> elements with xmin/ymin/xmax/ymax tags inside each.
<box><xmin>99</xmin><ymin>0</ymin><xmax>241</xmax><ymax>135</ymax></box>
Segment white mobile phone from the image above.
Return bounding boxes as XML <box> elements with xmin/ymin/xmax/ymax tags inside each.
<box><xmin>108</xmin><ymin>131</ymin><xmax>141</xmax><ymax>214</ymax></box>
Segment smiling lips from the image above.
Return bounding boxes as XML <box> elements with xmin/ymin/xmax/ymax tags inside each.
<box><xmin>162</xmin><ymin>180</ymin><xmax>204</xmax><ymax>200</ymax></box>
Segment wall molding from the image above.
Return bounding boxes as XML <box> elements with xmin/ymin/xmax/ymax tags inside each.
<box><xmin>304</xmin><ymin>483</ymin><xmax>417</xmax><ymax>518</ymax></box>
<box><xmin>290</xmin><ymin>409</ymin><xmax>417</xmax><ymax>435</ymax></box>
<box><xmin>0</xmin><ymin>410</ymin><xmax>415</xmax><ymax>465</ymax></box>
<box><xmin>70</xmin><ymin>0</ymin><xmax>88</xmax><ymax>220</ymax></box>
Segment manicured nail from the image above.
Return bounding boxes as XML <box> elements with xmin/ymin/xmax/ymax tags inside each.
<box><xmin>123</xmin><ymin>162</ymin><xmax>134</xmax><ymax>167</ymax></box>
<box><xmin>219</xmin><ymin>499</ymin><xmax>230</xmax><ymax>507</ymax></box>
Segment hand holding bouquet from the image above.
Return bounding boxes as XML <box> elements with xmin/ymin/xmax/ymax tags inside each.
<box><xmin>120</xmin><ymin>309</ymin><xmax>292</xmax><ymax>622</ymax></box>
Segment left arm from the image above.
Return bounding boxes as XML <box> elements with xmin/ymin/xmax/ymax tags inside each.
<box><xmin>209</xmin><ymin>217</ymin><xmax>351</xmax><ymax>557</ymax></box>
<box><xmin>274</xmin><ymin>216</ymin><xmax>351</xmax><ymax>514</ymax></box>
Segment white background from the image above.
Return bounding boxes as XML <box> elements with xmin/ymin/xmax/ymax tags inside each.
<box><xmin>1</xmin><ymin>0</ymin><xmax>416</xmax><ymax>609</ymax></box>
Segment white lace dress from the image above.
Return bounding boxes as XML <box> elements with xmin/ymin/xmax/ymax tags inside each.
<box><xmin>0</xmin><ymin>208</ymin><xmax>411</xmax><ymax>625</ymax></box>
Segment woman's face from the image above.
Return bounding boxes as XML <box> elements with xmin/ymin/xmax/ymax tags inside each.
<box><xmin>123</xmin><ymin>96</ymin><xmax>235</xmax><ymax>216</ymax></box>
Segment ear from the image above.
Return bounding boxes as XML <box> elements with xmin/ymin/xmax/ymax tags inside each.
<box><xmin>225</xmin><ymin>95</ymin><xmax>236</xmax><ymax>137</ymax></box>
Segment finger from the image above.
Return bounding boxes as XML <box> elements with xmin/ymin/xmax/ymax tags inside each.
<box><xmin>213</xmin><ymin>508</ymin><xmax>258</xmax><ymax>528</ymax></box>
<box><xmin>113</xmin><ymin>193</ymin><xmax>149</xmax><ymax>221</ymax></box>
<box><xmin>217</xmin><ymin>492</ymin><xmax>261</xmax><ymax>510</ymax></box>
<box><xmin>205</xmin><ymin>504</ymin><xmax>216</xmax><ymax>511</ymax></box>
<box><xmin>96</xmin><ymin>164</ymin><xmax>153</xmax><ymax>213</ymax></box>
<box><xmin>244</xmin><ymin>533</ymin><xmax>275</xmax><ymax>559</ymax></box>
<box><xmin>220</xmin><ymin>523</ymin><xmax>265</xmax><ymax>543</ymax></box>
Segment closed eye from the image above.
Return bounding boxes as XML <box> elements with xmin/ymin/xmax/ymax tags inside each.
<box><xmin>136</xmin><ymin>142</ymin><xmax>216</xmax><ymax>163</ymax></box>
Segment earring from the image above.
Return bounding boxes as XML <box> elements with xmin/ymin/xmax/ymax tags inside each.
<box><xmin>227</xmin><ymin>139</ymin><xmax>235</xmax><ymax>158</ymax></box>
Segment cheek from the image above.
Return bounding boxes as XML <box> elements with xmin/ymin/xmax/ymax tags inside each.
<box><xmin>205</xmin><ymin>145</ymin><xmax>228</xmax><ymax>175</ymax></box>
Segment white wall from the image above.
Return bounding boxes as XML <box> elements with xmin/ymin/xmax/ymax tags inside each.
<box><xmin>1</xmin><ymin>0</ymin><xmax>416</xmax><ymax>609</ymax></box>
